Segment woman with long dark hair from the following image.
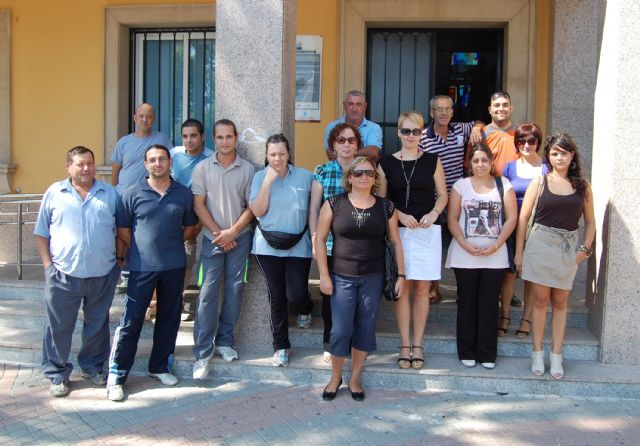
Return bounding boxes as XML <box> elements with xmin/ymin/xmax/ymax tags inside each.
<box><xmin>515</xmin><ymin>133</ymin><xmax>595</xmax><ymax>379</ymax></box>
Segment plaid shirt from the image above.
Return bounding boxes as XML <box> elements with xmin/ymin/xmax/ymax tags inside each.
<box><xmin>313</xmin><ymin>160</ymin><xmax>346</xmax><ymax>255</ymax></box>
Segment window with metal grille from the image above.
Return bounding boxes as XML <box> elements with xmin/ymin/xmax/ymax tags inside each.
<box><xmin>131</xmin><ymin>28</ymin><xmax>215</xmax><ymax>149</ymax></box>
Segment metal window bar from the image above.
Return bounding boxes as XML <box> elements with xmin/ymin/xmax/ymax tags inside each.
<box><xmin>130</xmin><ymin>27</ymin><xmax>215</xmax><ymax>145</ymax></box>
<box><xmin>0</xmin><ymin>194</ymin><xmax>44</xmax><ymax>280</ymax></box>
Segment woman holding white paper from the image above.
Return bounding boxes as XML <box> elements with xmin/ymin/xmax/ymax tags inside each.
<box><xmin>377</xmin><ymin>111</ymin><xmax>448</xmax><ymax>369</ymax></box>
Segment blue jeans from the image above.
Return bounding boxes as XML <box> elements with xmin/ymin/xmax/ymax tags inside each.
<box><xmin>329</xmin><ymin>272</ymin><xmax>384</xmax><ymax>357</ymax></box>
<box><xmin>193</xmin><ymin>231</ymin><xmax>252</xmax><ymax>360</ymax></box>
<box><xmin>108</xmin><ymin>268</ymin><xmax>185</xmax><ymax>385</ymax></box>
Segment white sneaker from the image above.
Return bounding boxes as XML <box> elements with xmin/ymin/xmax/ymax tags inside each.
<box><xmin>297</xmin><ymin>314</ymin><xmax>312</xmax><ymax>329</ymax></box>
<box><xmin>323</xmin><ymin>351</ymin><xmax>332</xmax><ymax>363</ymax></box>
<box><xmin>107</xmin><ymin>384</ymin><xmax>125</xmax><ymax>401</ymax></box>
<box><xmin>149</xmin><ymin>372</ymin><xmax>178</xmax><ymax>386</ymax></box>
<box><xmin>461</xmin><ymin>359</ymin><xmax>476</xmax><ymax>367</ymax></box>
<box><xmin>193</xmin><ymin>352</ymin><xmax>213</xmax><ymax>380</ymax></box>
<box><xmin>481</xmin><ymin>362</ymin><xmax>496</xmax><ymax>369</ymax></box>
<box><xmin>214</xmin><ymin>346</ymin><xmax>238</xmax><ymax>363</ymax></box>
<box><xmin>272</xmin><ymin>349</ymin><xmax>289</xmax><ymax>367</ymax></box>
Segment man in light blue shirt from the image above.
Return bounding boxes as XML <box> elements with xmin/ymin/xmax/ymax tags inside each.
<box><xmin>170</xmin><ymin>118</ymin><xmax>213</xmax><ymax>320</ymax></box>
<box><xmin>34</xmin><ymin>146</ymin><xmax>120</xmax><ymax>398</ymax></box>
<box><xmin>324</xmin><ymin>90</ymin><xmax>382</xmax><ymax>161</ymax></box>
<box><xmin>111</xmin><ymin>103</ymin><xmax>172</xmax><ymax>194</ymax></box>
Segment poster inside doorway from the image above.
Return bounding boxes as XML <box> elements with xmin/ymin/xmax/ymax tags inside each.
<box><xmin>295</xmin><ymin>35</ymin><xmax>322</xmax><ymax>121</ymax></box>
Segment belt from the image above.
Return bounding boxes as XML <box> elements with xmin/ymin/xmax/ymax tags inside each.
<box><xmin>533</xmin><ymin>223</ymin><xmax>577</xmax><ymax>252</ymax></box>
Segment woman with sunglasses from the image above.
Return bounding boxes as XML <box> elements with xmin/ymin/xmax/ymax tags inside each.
<box><xmin>447</xmin><ymin>143</ymin><xmax>517</xmax><ymax>369</ymax></box>
<box><xmin>249</xmin><ymin>134</ymin><xmax>314</xmax><ymax>368</ymax></box>
<box><xmin>515</xmin><ymin>133</ymin><xmax>595</xmax><ymax>379</ymax></box>
<box><xmin>377</xmin><ymin>111</ymin><xmax>447</xmax><ymax>369</ymax></box>
<box><xmin>310</xmin><ymin>123</ymin><xmax>361</xmax><ymax>363</ymax></box>
<box><xmin>498</xmin><ymin>123</ymin><xmax>548</xmax><ymax>339</ymax></box>
<box><xmin>316</xmin><ymin>156</ymin><xmax>405</xmax><ymax>401</ymax></box>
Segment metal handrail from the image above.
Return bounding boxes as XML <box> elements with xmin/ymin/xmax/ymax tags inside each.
<box><xmin>0</xmin><ymin>194</ymin><xmax>44</xmax><ymax>279</ymax></box>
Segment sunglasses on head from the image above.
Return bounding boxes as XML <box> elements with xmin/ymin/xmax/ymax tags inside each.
<box><xmin>399</xmin><ymin>128</ymin><xmax>422</xmax><ymax>136</ymax></box>
<box><xmin>335</xmin><ymin>136</ymin><xmax>358</xmax><ymax>144</ymax></box>
<box><xmin>351</xmin><ymin>169</ymin><xmax>375</xmax><ymax>178</ymax></box>
<box><xmin>517</xmin><ymin>137</ymin><xmax>538</xmax><ymax>146</ymax></box>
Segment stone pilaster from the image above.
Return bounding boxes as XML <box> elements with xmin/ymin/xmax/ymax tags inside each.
<box><xmin>215</xmin><ymin>0</ymin><xmax>297</xmax><ymax>351</ymax></box>
<box><xmin>588</xmin><ymin>1</ymin><xmax>640</xmax><ymax>365</ymax></box>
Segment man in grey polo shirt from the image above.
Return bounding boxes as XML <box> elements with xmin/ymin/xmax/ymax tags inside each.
<box><xmin>34</xmin><ymin>146</ymin><xmax>120</xmax><ymax>397</ymax></box>
<box><xmin>191</xmin><ymin>118</ymin><xmax>255</xmax><ymax>379</ymax></box>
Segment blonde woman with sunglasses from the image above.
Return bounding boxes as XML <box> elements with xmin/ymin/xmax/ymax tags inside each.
<box><xmin>377</xmin><ymin>111</ymin><xmax>447</xmax><ymax>369</ymax></box>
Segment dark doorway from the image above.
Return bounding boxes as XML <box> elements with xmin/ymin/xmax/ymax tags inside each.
<box><xmin>366</xmin><ymin>28</ymin><xmax>503</xmax><ymax>154</ymax></box>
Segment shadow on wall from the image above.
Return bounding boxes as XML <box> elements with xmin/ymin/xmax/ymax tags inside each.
<box><xmin>586</xmin><ymin>199</ymin><xmax>608</xmax><ymax>343</ymax></box>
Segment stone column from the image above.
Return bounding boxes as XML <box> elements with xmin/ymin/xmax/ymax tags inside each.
<box><xmin>0</xmin><ymin>10</ymin><xmax>15</xmax><ymax>193</ymax></box>
<box><xmin>588</xmin><ymin>1</ymin><xmax>640</xmax><ymax>365</ymax></box>
<box><xmin>547</xmin><ymin>1</ymin><xmax>601</xmax><ymax>291</ymax></box>
<box><xmin>215</xmin><ymin>0</ymin><xmax>297</xmax><ymax>351</ymax></box>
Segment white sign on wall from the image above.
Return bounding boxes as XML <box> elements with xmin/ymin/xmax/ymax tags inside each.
<box><xmin>295</xmin><ymin>35</ymin><xmax>322</xmax><ymax>121</ymax></box>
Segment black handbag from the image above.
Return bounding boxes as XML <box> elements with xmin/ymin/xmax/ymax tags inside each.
<box><xmin>258</xmin><ymin>222</ymin><xmax>308</xmax><ymax>250</ymax></box>
<box><xmin>382</xmin><ymin>199</ymin><xmax>399</xmax><ymax>302</ymax></box>
<box><xmin>495</xmin><ymin>177</ymin><xmax>516</xmax><ymax>273</ymax></box>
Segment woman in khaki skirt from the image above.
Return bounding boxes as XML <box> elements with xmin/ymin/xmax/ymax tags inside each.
<box><xmin>514</xmin><ymin>133</ymin><xmax>595</xmax><ymax>380</ymax></box>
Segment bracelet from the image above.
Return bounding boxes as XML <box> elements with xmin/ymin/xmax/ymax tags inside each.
<box><xmin>116</xmin><ymin>256</ymin><xmax>125</xmax><ymax>261</ymax></box>
<box><xmin>397</xmin><ymin>273</ymin><xmax>406</xmax><ymax>279</ymax></box>
<box><xmin>578</xmin><ymin>245</ymin><xmax>593</xmax><ymax>257</ymax></box>
<box><xmin>431</xmin><ymin>208</ymin><xmax>439</xmax><ymax>216</ymax></box>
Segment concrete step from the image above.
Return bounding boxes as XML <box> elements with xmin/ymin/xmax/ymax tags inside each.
<box><xmin>1</xmin><ymin>328</ymin><xmax>637</xmax><ymax>400</ymax></box>
<box><xmin>0</xmin><ymin>299</ymin><xmax>599</xmax><ymax>360</ymax></box>
<box><xmin>0</xmin><ymin>280</ymin><xmax>589</xmax><ymax>329</ymax></box>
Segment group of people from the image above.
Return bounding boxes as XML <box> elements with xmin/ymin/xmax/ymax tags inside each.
<box><xmin>34</xmin><ymin>88</ymin><xmax>594</xmax><ymax>404</ymax></box>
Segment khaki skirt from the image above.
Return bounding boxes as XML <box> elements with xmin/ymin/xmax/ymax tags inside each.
<box><xmin>522</xmin><ymin>223</ymin><xmax>578</xmax><ymax>290</ymax></box>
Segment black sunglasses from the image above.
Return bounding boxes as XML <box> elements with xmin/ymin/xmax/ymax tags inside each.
<box><xmin>351</xmin><ymin>169</ymin><xmax>375</xmax><ymax>178</ymax></box>
<box><xmin>399</xmin><ymin>128</ymin><xmax>422</xmax><ymax>136</ymax></box>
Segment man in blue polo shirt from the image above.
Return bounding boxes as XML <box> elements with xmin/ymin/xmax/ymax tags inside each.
<box><xmin>107</xmin><ymin>144</ymin><xmax>197</xmax><ymax>401</ymax></box>
<box><xmin>34</xmin><ymin>146</ymin><xmax>120</xmax><ymax>397</ymax></box>
<box><xmin>170</xmin><ymin>118</ymin><xmax>213</xmax><ymax>320</ymax></box>
<box><xmin>324</xmin><ymin>90</ymin><xmax>382</xmax><ymax>161</ymax></box>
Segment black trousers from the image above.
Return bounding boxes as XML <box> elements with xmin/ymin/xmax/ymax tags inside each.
<box><xmin>453</xmin><ymin>267</ymin><xmax>506</xmax><ymax>363</ymax></box>
<box><xmin>255</xmin><ymin>255</ymin><xmax>312</xmax><ymax>351</ymax></box>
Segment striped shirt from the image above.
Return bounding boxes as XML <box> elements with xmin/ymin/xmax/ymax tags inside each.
<box><xmin>419</xmin><ymin>121</ymin><xmax>474</xmax><ymax>191</ymax></box>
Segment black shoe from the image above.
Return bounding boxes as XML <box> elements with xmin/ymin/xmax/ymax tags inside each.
<box><xmin>348</xmin><ymin>385</ymin><xmax>365</xmax><ymax>401</ymax></box>
<box><xmin>322</xmin><ymin>378</ymin><xmax>342</xmax><ymax>401</ymax></box>
<box><xmin>511</xmin><ymin>295</ymin><xmax>523</xmax><ymax>307</ymax></box>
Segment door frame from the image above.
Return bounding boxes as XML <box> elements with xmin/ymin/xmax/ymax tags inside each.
<box><xmin>338</xmin><ymin>0</ymin><xmax>538</xmax><ymax>126</ymax></box>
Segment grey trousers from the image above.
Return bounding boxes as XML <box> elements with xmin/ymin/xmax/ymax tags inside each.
<box><xmin>42</xmin><ymin>264</ymin><xmax>119</xmax><ymax>384</ymax></box>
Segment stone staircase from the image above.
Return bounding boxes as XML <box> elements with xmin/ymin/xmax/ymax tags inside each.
<box><xmin>1</xmin><ymin>266</ymin><xmax>638</xmax><ymax>399</ymax></box>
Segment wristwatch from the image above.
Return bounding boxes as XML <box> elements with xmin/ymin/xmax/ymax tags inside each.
<box><xmin>397</xmin><ymin>273</ymin><xmax>406</xmax><ymax>279</ymax></box>
<box><xmin>578</xmin><ymin>245</ymin><xmax>593</xmax><ymax>257</ymax></box>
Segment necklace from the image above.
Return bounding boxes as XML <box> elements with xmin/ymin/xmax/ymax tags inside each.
<box><xmin>350</xmin><ymin>196</ymin><xmax>372</xmax><ymax>229</ymax></box>
<box><xmin>399</xmin><ymin>153</ymin><xmax>419</xmax><ymax>209</ymax></box>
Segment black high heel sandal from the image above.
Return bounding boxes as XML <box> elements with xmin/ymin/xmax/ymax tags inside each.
<box><xmin>515</xmin><ymin>319</ymin><xmax>531</xmax><ymax>338</ymax></box>
<box><xmin>497</xmin><ymin>316</ymin><xmax>510</xmax><ymax>337</ymax></box>
<box><xmin>398</xmin><ymin>346</ymin><xmax>412</xmax><ymax>369</ymax></box>
<box><xmin>411</xmin><ymin>346</ymin><xmax>424</xmax><ymax>369</ymax></box>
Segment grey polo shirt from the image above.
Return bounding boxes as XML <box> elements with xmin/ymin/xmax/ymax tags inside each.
<box><xmin>191</xmin><ymin>153</ymin><xmax>256</xmax><ymax>240</ymax></box>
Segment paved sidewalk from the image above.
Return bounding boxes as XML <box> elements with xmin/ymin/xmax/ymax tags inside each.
<box><xmin>1</xmin><ymin>364</ymin><xmax>639</xmax><ymax>445</ymax></box>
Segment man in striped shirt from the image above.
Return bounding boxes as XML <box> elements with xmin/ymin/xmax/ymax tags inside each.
<box><xmin>418</xmin><ymin>95</ymin><xmax>483</xmax><ymax>303</ymax></box>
